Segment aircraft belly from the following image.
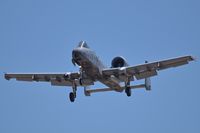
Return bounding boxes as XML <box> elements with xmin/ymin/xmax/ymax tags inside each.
<box><xmin>81</xmin><ymin>60</ymin><xmax>101</xmax><ymax>80</ymax></box>
<box><xmin>77</xmin><ymin>50</ymin><xmax>122</xmax><ymax>91</ymax></box>
<box><xmin>82</xmin><ymin>62</ymin><xmax>121</xmax><ymax>91</ymax></box>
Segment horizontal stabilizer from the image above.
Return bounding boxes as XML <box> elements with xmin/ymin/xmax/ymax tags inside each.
<box><xmin>84</xmin><ymin>83</ymin><xmax>148</xmax><ymax>96</ymax></box>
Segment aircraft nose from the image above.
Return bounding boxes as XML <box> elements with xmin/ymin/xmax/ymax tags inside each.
<box><xmin>72</xmin><ymin>48</ymin><xmax>82</xmax><ymax>59</ymax></box>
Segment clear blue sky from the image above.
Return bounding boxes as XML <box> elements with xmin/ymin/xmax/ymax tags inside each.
<box><xmin>0</xmin><ymin>0</ymin><xmax>200</xmax><ymax>133</ymax></box>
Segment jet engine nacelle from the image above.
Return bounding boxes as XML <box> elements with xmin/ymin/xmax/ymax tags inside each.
<box><xmin>111</xmin><ymin>56</ymin><xmax>129</xmax><ymax>68</ymax></box>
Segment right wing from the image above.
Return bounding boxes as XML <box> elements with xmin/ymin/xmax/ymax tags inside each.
<box><xmin>4</xmin><ymin>72</ymin><xmax>82</xmax><ymax>86</ymax></box>
<box><xmin>102</xmin><ymin>55</ymin><xmax>194</xmax><ymax>80</ymax></box>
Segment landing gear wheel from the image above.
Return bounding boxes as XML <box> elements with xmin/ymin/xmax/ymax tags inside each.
<box><xmin>69</xmin><ymin>92</ymin><xmax>75</xmax><ymax>102</ymax></box>
<box><xmin>125</xmin><ymin>87</ymin><xmax>131</xmax><ymax>97</ymax></box>
<box><xmin>125</xmin><ymin>80</ymin><xmax>131</xmax><ymax>97</ymax></box>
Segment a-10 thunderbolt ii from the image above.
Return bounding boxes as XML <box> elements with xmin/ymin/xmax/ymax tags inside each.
<box><xmin>5</xmin><ymin>41</ymin><xmax>194</xmax><ymax>102</ymax></box>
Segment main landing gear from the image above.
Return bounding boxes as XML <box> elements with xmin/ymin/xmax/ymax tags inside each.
<box><xmin>68</xmin><ymin>67</ymin><xmax>84</xmax><ymax>102</ymax></box>
<box><xmin>125</xmin><ymin>80</ymin><xmax>131</xmax><ymax>97</ymax></box>
<box><xmin>69</xmin><ymin>85</ymin><xmax>77</xmax><ymax>102</ymax></box>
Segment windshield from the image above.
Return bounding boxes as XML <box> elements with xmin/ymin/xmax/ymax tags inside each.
<box><xmin>77</xmin><ymin>41</ymin><xmax>89</xmax><ymax>48</ymax></box>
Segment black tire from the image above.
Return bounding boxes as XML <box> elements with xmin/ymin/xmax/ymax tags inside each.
<box><xmin>125</xmin><ymin>87</ymin><xmax>131</xmax><ymax>97</ymax></box>
<box><xmin>69</xmin><ymin>92</ymin><xmax>75</xmax><ymax>102</ymax></box>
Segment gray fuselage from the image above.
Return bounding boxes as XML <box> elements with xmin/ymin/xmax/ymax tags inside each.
<box><xmin>72</xmin><ymin>46</ymin><xmax>122</xmax><ymax>91</ymax></box>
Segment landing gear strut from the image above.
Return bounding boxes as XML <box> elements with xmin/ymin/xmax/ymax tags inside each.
<box><xmin>69</xmin><ymin>67</ymin><xmax>84</xmax><ymax>102</ymax></box>
<box><xmin>125</xmin><ymin>80</ymin><xmax>131</xmax><ymax>97</ymax></box>
<box><xmin>69</xmin><ymin>84</ymin><xmax>77</xmax><ymax>102</ymax></box>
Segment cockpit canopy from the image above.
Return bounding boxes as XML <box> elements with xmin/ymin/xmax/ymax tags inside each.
<box><xmin>77</xmin><ymin>41</ymin><xmax>89</xmax><ymax>48</ymax></box>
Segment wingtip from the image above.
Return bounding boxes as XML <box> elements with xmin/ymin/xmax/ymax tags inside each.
<box><xmin>4</xmin><ymin>73</ymin><xmax>10</xmax><ymax>80</ymax></box>
<box><xmin>190</xmin><ymin>56</ymin><xmax>197</xmax><ymax>61</ymax></box>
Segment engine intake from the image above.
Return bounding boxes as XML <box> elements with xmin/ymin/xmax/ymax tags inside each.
<box><xmin>111</xmin><ymin>56</ymin><xmax>128</xmax><ymax>68</ymax></box>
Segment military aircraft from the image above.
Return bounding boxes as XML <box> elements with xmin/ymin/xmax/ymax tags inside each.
<box><xmin>5</xmin><ymin>41</ymin><xmax>194</xmax><ymax>102</ymax></box>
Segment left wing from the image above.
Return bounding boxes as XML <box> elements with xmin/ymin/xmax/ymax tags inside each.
<box><xmin>4</xmin><ymin>72</ymin><xmax>82</xmax><ymax>86</ymax></box>
<box><xmin>102</xmin><ymin>55</ymin><xmax>194</xmax><ymax>80</ymax></box>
